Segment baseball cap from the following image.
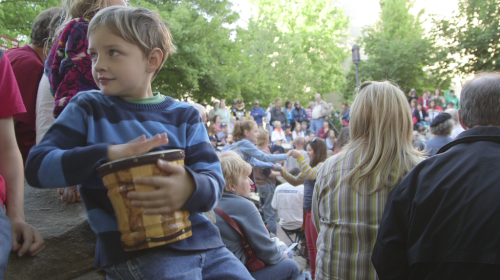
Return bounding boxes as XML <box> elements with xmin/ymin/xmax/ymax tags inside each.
<box><xmin>254</xmin><ymin>100</ymin><xmax>259</xmax><ymax>104</ymax></box>
<box><xmin>221</xmin><ymin>123</ymin><xmax>228</xmax><ymax>128</ymax></box>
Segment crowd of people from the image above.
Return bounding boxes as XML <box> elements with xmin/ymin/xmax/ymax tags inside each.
<box><xmin>202</xmin><ymin>96</ymin><xmax>351</xmax><ymax>156</ymax></box>
<box><xmin>1</xmin><ymin>0</ymin><xmax>499</xmax><ymax>280</ymax></box>
<box><xmin>407</xmin><ymin>88</ymin><xmax>464</xmax><ymax>156</ymax></box>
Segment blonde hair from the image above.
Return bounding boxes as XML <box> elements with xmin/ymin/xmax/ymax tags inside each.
<box><xmin>54</xmin><ymin>0</ymin><xmax>109</xmax><ymax>42</ymax></box>
<box><xmin>219</xmin><ymin>153</ymin><xmax>252</xmax><ymax>192</ymax></box>
<box><xmin>342</xmin><ymin>81</ymin><xmax>422</xmax><ymax>193</ymax></box>
<box><xmin>256</xmin><ymin>129</ymin><xmax>269</xmax><ymax>146</ymax></box>
<box><xmin>88</xmin><ymin>6</ymin><xmax>177</xmax><ymax>78</ymax></box>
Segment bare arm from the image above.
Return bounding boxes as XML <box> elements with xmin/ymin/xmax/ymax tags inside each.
<box><xmin>0</xmin><ymin>117</ymin><xmax>24</xmax><ymax>222</ymax></box>
<box><xmin>0</xmin><ymin>117</ymin><xmax>45</xmax><ymax>257</ymax></box>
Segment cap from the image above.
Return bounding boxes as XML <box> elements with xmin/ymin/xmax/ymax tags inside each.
<box><xmin>209</xmin><ymin>135</ymin><xmax>218</xmax><ymax>141</ymax></box>
<box><xmin>430</xmin><ymin>112</ymin><xmax>452</xmax><ymax>127</ymax></box>
<box><xmin>232</xmin><ymin>100</ymin><xmax>237</xmax><ymax>104</ymax></box>
<box><xmin>254</xmin><ymin>100</ymin><xmax>260</xmax><ymax>104</ymax></box>
<box><xmin>411</xmin><ymin>88</ymin><xmax>416</xmax><ymax>92</ymax></box>
<box><xmin>221</xmin><ymin>123</ymin><xmax>228</xmax><ymax>128</ymax></box>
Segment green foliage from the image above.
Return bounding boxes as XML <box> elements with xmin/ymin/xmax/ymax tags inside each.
<box><xmin>238</xmin><ymin>0</ymin><xmax>350</xmax><ymax>107</ymax></box>
<box><xmin>1</xmin><ymin>0</ymin><xmax>350</xmax><ymax>106</ymax></box>
<box><xmin>340</xmin><ymin>0</ymin><xmax>452</xmax><ymax>101</ymax></box>
<box><xmin>0</xmin><ymin>0</ymin><xmax>60</xmax><ymax>44</ymax></box>
<box><xmin>431</xmin><ymin>0</ymin><xmax>500</xmax><ymax>75</ymax></box>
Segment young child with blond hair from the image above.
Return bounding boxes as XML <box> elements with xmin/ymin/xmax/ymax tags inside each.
<box><xmin>26</xmin><ymin>6</ymin><xmax>251</xmax><ymax>279</ymax></box>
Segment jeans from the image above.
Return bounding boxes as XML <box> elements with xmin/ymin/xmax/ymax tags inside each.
<box><xmin>310</xmin><ymin>118</ymin><xmax>325</xmax><ymax>136</ymax></box>
<box><xmin>0</xmin><ymin>208</ymin><xmax>11</xmax><ymax>280</ymax></box>
<box><xmin>257</xmin><ymin>184</ymin><xmax>278</xmax><ymax>235</ymax></box>
<box><xmin>250</xmin><ymin>258</ymin><xmax>300</xmax><ymax>280</ymax></box>
<box><xmin>103</xmin><ymin>247</ymin><xmax>253</xmax><ymax>280</ymax></box>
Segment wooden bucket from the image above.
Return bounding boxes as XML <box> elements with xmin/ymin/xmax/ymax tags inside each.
<box><xmin>97</xmin><ymin>150</ymin><xmax>192</xmax><ymax>251</ymax></box>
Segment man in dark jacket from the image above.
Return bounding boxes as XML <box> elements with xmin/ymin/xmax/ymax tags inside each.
<box><xmin>372</xmin><ymin>73</ymin><xmax>500</xmax><ymax>280</ymax></box>
<box><xmin>292</xmin><ymin>101</ymin><xmax>308</xmax><ymax>126</ymax></box>
<box><xmin>270</xmin><ymin>98</ymin><xmax>286</xmax><ymax>130</ymax></box>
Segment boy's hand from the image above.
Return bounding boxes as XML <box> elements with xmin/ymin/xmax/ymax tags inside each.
<box><xmin>107</xmin><ymin>133</ymin><xmax>168</xmax><ymax>162</ymax></box>
<box><xmin>128</xmin><ymin>160</ymin><xmax>195</xmax><ymax>215</ymax></box>
<box><xmin>10</xmin><ymin>218</ymin><xmax>45</xmax><ymax>257</ymax></box>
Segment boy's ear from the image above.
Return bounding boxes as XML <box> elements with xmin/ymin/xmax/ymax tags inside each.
<box><xmin>146</xmin><ymin>48</ymin><xmax>163</xmax><ymax>74</ymax></box>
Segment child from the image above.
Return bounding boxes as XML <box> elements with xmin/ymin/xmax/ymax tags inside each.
<box><xmin>26</xmin><ymin>7</ymin><xmax>251</xmax><ymax>279</ymax></box>
<box><xmin>285</xmin><ymin>124</ymin><xmax>292</xmax><ymax>142</ymax></box>
<box><xmin>292</xmin><ymin>123</ymin><xmax>305</xmax><ymax>140</ymax></box>
<box><xmin>302</xmin><ymin>121</ymin><xmax>312</xmax><ymax>135</ymax></box>
<box><xmin>45</xmin><ymin>0</ymin><xmax>128</xmax><ymax>202</ymax></box>
<box><xmin>0</xmin><ymin>49</ymin><xmax>45</xmax><ymax>279</ymax></box>
<box><xmin>228</xmin><ymin>120</ymin><xmax>286</xmax><ymax>168</ymax></box>
<box><xmin>217</xmin><ymin>123</ymin><xmax>229</xmax><ymax>144</ymax></box>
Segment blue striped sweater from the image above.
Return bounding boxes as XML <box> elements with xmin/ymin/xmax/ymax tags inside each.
<box><xmin>25</xmin><ymin>90</ymin><xmax>225</xmax><ymax>267</ymax></box>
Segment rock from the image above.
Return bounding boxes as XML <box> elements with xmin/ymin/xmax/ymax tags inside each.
<box><xmin>71</xmin><ymin>269</ymin><xmax>106</xmax><ymax>280</ymax></box>
<box><xmin>4</xmin><ymin>182</ymin><xmax>97</xmax><ymax>280</ymax></box>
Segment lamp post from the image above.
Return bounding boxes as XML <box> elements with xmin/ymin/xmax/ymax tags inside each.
<box><xmin>352</xmin><ymin>44</ymin><xmax>360</xmax><ymax>88</ymax></box>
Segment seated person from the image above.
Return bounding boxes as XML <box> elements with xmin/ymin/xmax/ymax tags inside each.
<box><xmin>270</xmin><ymin>141</ymin><xmax>285</xmax><ymax>155</ymax></box>
<box><xmin>271</xmin><ymin>168</ymin><xmax>304</xmax><ymax>231</ymax></box>
<box><xmin>217</xmin><ymin>123</ymin><xmax>229</xmax><ymax>144</ymax></box>
<box><xmin>425</xmin><ymin>113</ymin><xmax>454</xmax><ymax>156</ymax></box>
<box><xmin>284</xmin><ymin>136</ymin><xmax>309</xmax><ymax>171</ymax></box>
<box><xmin>215</xmin><ymin>152</ymin><xmax>300</xmax><ymax>280</ymax></box>
<box><xmin>284</xmin><ymin>124</ymin><xmax>292</xmax><ymax>142</ymax></box>
<box><xmin>271</xmin><ymin>120</ymin><xmax>287</xmax><ymax>144</ymax></box>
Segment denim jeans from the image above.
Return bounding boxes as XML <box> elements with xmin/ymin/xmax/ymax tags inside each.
<box><xmin>257</xmin><ymin>184</ymin><xmax>278</xmax><ymax>235</ymax></box>
<box><xmin>310</xmin><ymin>118</ymin><xmax>325</xmax><ymax>136</ymax></box>
<box><xmin>0</xmin><ymin>208</ymin><xmax>11</xmax><ymax>280</ymax></box>
<box><xmin>103</xmin><ymin>247</ymin><xmax>253</xmax><ymax>280</ymax></box>
<box><xmin>250</xmin><ymin>258</ymin><xmax>300</xmax><ymax>280</ymax></box>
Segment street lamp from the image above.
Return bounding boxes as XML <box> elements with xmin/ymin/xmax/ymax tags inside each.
<box><xmin>352</xmin><ymin>44</ymin><xmax>360</xmax><ymax>88</ymax></box>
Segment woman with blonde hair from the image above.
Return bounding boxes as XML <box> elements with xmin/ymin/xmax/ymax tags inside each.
<box><xmin>312</xmin><ymin>81</ymin><xmax>422</xmax><ymax>280</ymax></box>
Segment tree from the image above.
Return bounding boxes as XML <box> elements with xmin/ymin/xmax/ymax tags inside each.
<box><xmin>340</xmin><ymin>0</ymin><xmax>452</xmax><ymax>100</ymax></box>
<box><xmin>431</xmin><ymin>0</ymin><xmax>500</xmax><ymax>76</ymax></box>
<box><xmin>235</xmin><ymin>0</ymin><xmax>350</xmax><ymax>107</ymax></box>
<box><xmin>132</xmin><ymin>0</ymin><xmax>242</xmax><ymax>102</ymax></box>
<box><xmin>0</xmin><ymin>0</ymin><xmax>60</xmax><ymax>43</ymax></box>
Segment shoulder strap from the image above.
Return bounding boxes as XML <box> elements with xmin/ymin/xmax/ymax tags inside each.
<box><xmin>214</xmin><ymin>206</ymin><xmax>244</xmax><ymax>238</ymax></box>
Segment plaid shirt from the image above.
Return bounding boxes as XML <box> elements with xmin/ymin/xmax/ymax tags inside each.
<box><xmin>312</xmin><ymin>150</ymin><xmax>408</xmax><ymax>280</ymax></box>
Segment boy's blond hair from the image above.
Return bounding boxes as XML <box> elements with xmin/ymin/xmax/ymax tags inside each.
<box><xmin>88</xmin><ymin>6</ymin><xmax>177</xmax><ymax>79</ymax></box>
<box><xmin>219</xmin><ymin>152</ymin><xmax>252</xmax><ymax>192</ymax></box>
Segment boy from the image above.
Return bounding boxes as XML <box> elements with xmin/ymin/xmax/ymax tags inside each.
<box><xmin>217</xmin><ymin>123</ymin><xmax>228</xmax><ymax>144</ymax></box>
<box><xmin>25</xmin><ymin>7</ymin><xmax>251</xmax><ymax>280</ymax></box>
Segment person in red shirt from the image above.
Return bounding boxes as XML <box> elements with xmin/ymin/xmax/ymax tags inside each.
<box><xmin>5</xmin><ymin>7</ymin><xmax>61</xmax><ymax>163</ymax></box>
<box><xmin>0</xmin><ymin>50</ymin><xmax>45</xmax><ymax>278</ymax></box>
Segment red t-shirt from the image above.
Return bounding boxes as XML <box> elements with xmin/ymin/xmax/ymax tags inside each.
<box><xmin>6</xmin><ymin>45</ymin><xmax>44</xmax><ymax>162</ymax></box>
<box><xmin>0</xmin><ymin>50</ymin><xmax>26</xmax><ymax>206</ymax></box>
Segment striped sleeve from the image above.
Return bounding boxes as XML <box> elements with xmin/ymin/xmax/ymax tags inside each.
<box><xmin>25</xmin><ymin>97</ymin><xmax>109</xmax><ymax>188</ymax></box>
<box><xmin>181</xmin><ymin>105</ymin><xmax>225</xmax><ymax>212</ymax></box>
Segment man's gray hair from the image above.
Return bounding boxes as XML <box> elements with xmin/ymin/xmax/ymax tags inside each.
<box><xmin>445</xmin><ymin>108</ymin><xmax>459</xmax><ymax>125</ymax></box>
<box><xmin>460</xmin><ymin>72</ymin><xmax>500</xmax><ymax>128</ymax></box>
<box><xmin>430</xmin><ymin>119</ymin><xmax>454</xmax><ymax>136</ymax></box>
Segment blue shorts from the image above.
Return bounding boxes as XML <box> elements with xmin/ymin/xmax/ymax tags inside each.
<box><xmin>0</xmin><ymin>207</ymin><xmax>12</xmax><ymax>280</ymax></box>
